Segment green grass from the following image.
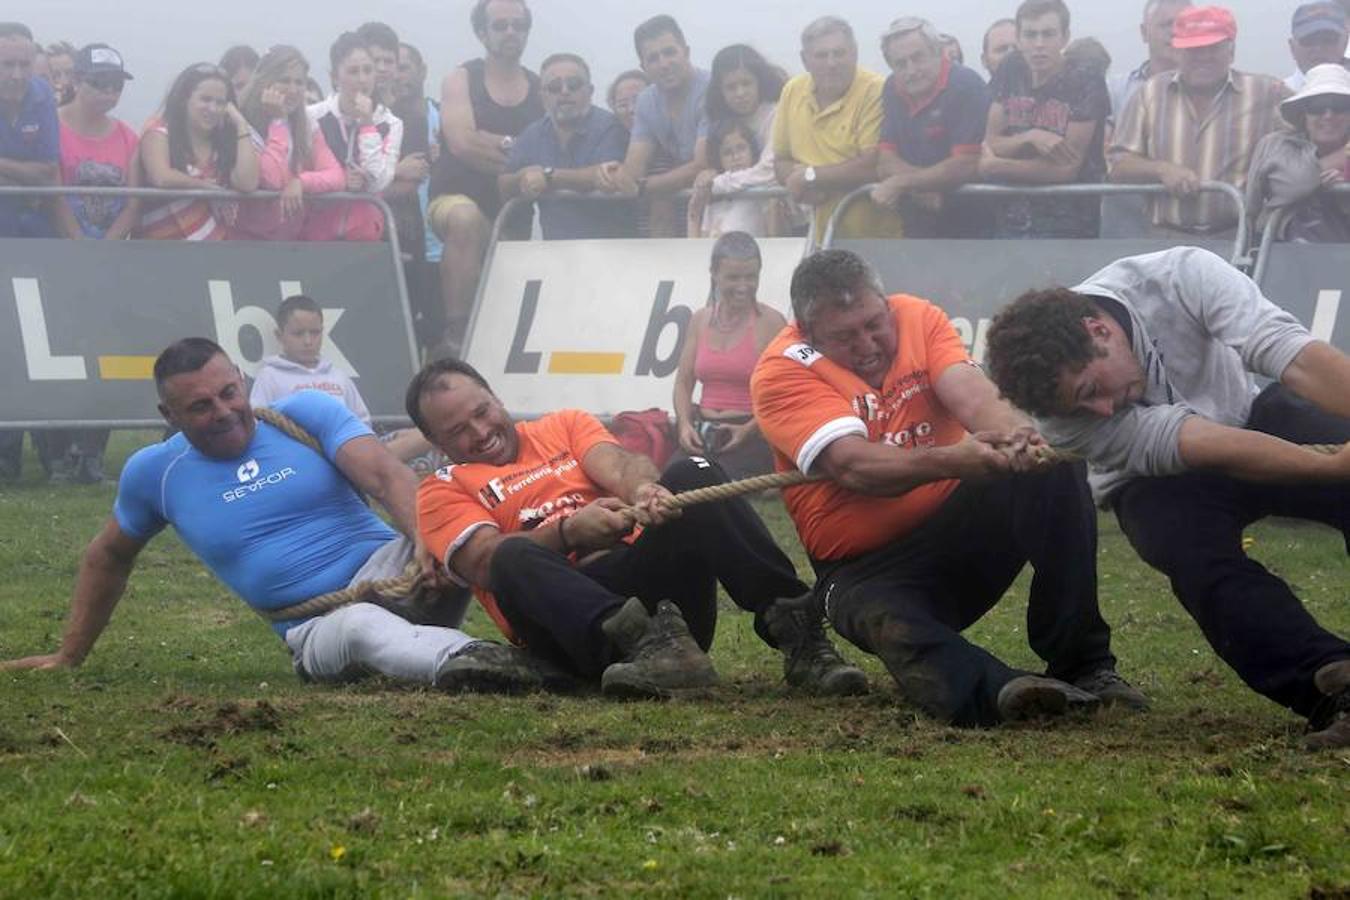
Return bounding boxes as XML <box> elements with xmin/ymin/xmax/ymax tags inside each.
<box><xmin>1</xmin><ymin>433</ymin><xmax>1347</xmax><ymax>898</ymax></box>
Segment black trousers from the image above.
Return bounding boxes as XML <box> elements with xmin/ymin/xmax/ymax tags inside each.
<box><xmin>487</xmin><ymin>458</ymin><xmax>809</xmax><ymax>677</ymax></box>
<box><xmin>816</xmin><ymin>463</ymin><xmax>1115</xmax><ymax>727</ymax></box>
<box><xmin>1113</xmin><ymin>385</ymin><xmax>1350</xmax><ymax>719</ymax></box>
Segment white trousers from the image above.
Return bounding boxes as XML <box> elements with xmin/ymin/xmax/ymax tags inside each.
<box><xmin>282</xmin><ymin>537</ymin><xmax>476</xmax><ymax>685</ymax></box>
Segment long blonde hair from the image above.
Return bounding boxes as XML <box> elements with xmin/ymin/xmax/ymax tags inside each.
<box><xmin>237</xmin><ymin>45</ymin><xmax>314</xmax><ymax>173</ymax></box>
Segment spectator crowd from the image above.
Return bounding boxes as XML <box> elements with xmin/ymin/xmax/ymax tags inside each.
<box><xmin>4</xmin><ymin>0</ymin><xmax>1350</xmax><ymax>478</ymax></box>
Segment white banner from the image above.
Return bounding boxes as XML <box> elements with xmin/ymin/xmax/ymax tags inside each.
<box><xmin>465</xmin><ymin>238</ymin><xmax>808</xmax><ymax>417</ymax></box>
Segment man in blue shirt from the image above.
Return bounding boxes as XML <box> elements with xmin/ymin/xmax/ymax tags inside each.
<box><xmin>871</xmin><ymin>17</ymin><xmax>992</xmax><ymax>237</ymax></box>
<box><xmin>499</xmin><ymin>52</ymin><xmax>635</xmax><ymax>239</ymax></box>
<box><xmin>0</xmin><ymin>22</ymin><xmax>61</xmax><ymax>483</ymax></box>
<box><xmin>0</xmin><ymin>339</ymin><xmax>546</xmax><ymax>693</ymax></box>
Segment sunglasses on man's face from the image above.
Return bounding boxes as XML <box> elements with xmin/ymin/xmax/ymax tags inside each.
<box><xmin>489</xmin><ymin>18</ymin><xmax>529</xmax><ymax>33</ymax></box>
<box><xmin>84</xmin><ymin>76</ymin><xmax>125</xmax><ymax>93</ymax></box>
<box><xmin>1304</xmin><ymin>96</ymin><xmax>1350</xmax><ymax>116</ymax></box>
<box><xmin>544</xmin><ymin>76</ymin><xmax>587</xmax><ymax>95</ymax></box>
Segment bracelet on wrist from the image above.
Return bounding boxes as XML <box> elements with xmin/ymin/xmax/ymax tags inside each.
<box><xmin>557</xmin><ymin>515</ymin><xmax>575</xmax><ymax>556</ymax></box>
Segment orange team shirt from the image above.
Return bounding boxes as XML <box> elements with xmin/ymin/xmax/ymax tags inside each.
<box><xmin>416</xmin><ymin>409</ymin><xmax>621</xmax><ymax>643</ymax></box>
<box><xmin>751</xmin><ymin>294</ymin><xmax>973</xmax><ymax>561</ymax></box>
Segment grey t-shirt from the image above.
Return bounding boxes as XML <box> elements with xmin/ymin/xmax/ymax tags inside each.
<box><xmin>631</xmin><ymin>69</ymin><xmax>710</xmax><ymax>165</ymax></box>
<box><xmin>1035</xmin><ymin>247</ymin><xmax>1315</xmax><ymax>504</ymax></box>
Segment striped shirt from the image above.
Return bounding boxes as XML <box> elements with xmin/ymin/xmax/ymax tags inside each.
<box><xmin>1109</xmin><ymin>69</ymin><xmax>1289</xmax><ymax>230</ymax></box>
<box><xmin>134</xmin><ymin>119</ymin><xmax>231</xmax><ymax>241</ymax></box>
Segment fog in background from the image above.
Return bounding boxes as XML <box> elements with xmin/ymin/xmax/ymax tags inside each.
<box><xmin>24</xmin><ymin>0</ymin><xmax>1297</xmax><ymax>124</ymax></box>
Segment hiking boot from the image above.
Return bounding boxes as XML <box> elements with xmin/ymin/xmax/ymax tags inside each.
<box><xmin>435</xmin><ymin>642</ymin><xmax>545</xmax><ymax>694</ymax></box>
<box><xmin>1306</xmin><ymin>659</ymin><xmax>1350</xmax><ymax>751</ymax></box>
<box><xmin>763</xmin><ymin>593</ymin><xmax>868</xmax><ymax>696</ymax></box>
<box><xmin>1073</xmin><ymin>668</ymin><xmax>1151</xmax><ymax>711</ymax></box>
<box><xmin>997</xmin><ymin>675</ymin><xmax>1101</xmax><ymax>722</ymax></box>
<box><xmin>600</xmin><ymin>598</ymin><xmax>719</xmax><ymax>699</ymax></box>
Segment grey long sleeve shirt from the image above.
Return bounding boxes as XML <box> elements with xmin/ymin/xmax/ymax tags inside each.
<box><xmin>1035</xmin><ymin>247</ymin><xmax>1315</xmax><ymax>505</ymax></box>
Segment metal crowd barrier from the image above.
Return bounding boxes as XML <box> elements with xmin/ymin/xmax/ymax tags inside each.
<box><xmin>1251</xmin><ymin>182</ymin><xmax>1350</xmax><ymax>285</ymax></box>
<box><xmin>819</xmin><ymin>181</ymin><xmax>1251</xmax><ymax>266</ymax></box>
<box><xmin>0</xmin><ymin>186</ymin><xmax>419</xmax><ymax>429</ymax></box>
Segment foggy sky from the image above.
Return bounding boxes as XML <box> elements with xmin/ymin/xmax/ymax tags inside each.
<box><xmin>23</xmin><ymin>0</ymin><xmax>1299</xmax><ymax>125</ymax></box>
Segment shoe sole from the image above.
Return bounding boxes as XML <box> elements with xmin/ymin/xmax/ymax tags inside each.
<box><xmin>999</xmin><ymin>679</ymin><xmax>1101</xmax><ymax>722</ymax></box>
<box><xmin>436</xmin><ymin>663</ymin><xmax>542</xmax><ymax>695</ymax></box>
<box><xmin>1314</xmin><ymin>661</ymin><xmax>1350</xmax><ymax>697</ymax></box>
<box><xmin>790</xmin><ymin>667</ymin><xmax>870</xmax><ymax>697</ymax></box>
<box><xmin>1305</xmin><ymin>718</ymin><xmax>1350</xmax><ymax>751</ymax></box>
<box><xmin>600</xmin><ymin>668</ymin><xmax>720</xmax><ymax>700</ymax></box>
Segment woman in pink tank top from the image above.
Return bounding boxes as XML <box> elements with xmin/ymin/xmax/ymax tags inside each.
<box><xmin>672</xmin><ymin>232</ymin><xmax>787</xmax><ymax>478</ymax></box>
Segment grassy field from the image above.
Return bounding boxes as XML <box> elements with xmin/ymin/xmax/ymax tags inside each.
<box><xmin>0</xmin><ymin>433</ymin><xmax>1347</xmax><ymax>899</ymax></box>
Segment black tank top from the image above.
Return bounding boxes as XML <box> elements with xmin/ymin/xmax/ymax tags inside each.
<box><xmin>430</xmin><ymin>58</ymin><xmax>543</xmax><ymax>219</ymax></box>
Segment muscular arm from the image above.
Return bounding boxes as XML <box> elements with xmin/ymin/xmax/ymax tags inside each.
<box><xmin>1178</xmin><ymin>415</ymin><xmax>1350</xmax><ymax>482</ymax></box>
<box><xmin>441</xmin><ymin>68</ymin><xmax>509</xmax><ymax>174</ymax></box>
<box><xmin>808</xmin><ymin>149</ymin><xmax>881</xmax><ymax>191</ymax></box>
<box><xmin>1280</xmin><ymin>341</ymin><xmax>1350</xmax><ymax>420</ymax></box>
<box><xmin>0</xmin><ymin>157</ymin><xmax>58</xmax><ymax>186</ymax></box>
<box><xmin>935</xmin><ymin>362</ymin><xmax>1034</xmax><ymax>434</ymax></box>
<box><xmin>0</xmin><ymin>520</ymin><xmax>145</xmax><ymax>670</ymax></box>
<box><xmin>334</xmin><ymin>435</ymin><xmax>421</xmax><ymax>537</ymax></box>
<box><xmin>581</xmin><ymin>441</ymin><xmax>662</xmax><ymax>504</ymax></box>
<box><xmin>815</xmin><ymin>433</ymin><xmax>1008</xmax><ymax>496</ymax></box>
<box><xmin>877</xmin><ymin>145</ymin><xmax>979</xmax><ymax>194</ymax></box>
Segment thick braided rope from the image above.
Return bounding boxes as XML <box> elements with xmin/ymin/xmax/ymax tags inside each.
<box><xmin>254</xmin><ymin>407</ymin><xmax>322</xmax><ymax>453</ymax></box>
<box><xmin>258</xmin><ymin>438</ymin><xmax>1345</xmax><ymax>623</ymax></box>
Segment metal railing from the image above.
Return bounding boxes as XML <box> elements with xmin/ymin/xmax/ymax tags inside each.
<box><xmin>463</xmin><ymin>186</ymin><xmax>806</xmax><ymax>362</ymax></box>
<box><xmin>819</xmin><ymin>181</ymin><xmax>1251</xmax><ymax>266</ymax></box>
<box><xmin>1250</xmin><ymin>182</ymin><xmax>1350</xmax><ymax>284</ymax></box>
<box><xmin>0</xmin><ymin>186</ymin><xmax>420</xmax><ymax>429</ymax></box>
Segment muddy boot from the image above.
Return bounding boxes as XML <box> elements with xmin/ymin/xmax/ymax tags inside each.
<box><xmin>997</xmin><ymin>675</ymin><xmax>1101</xmax><ymax>722</ymax></box>
<box><xmin>1072</xmin><ymin>667</ymin><xmax>1150</xmax><ymax>711</ymax></box>
<box><xmin>435</xmin><ymin>642</ymin><xmax>546</xmax><ymax>694</ymax></box>
<box><xmin>1306</xmin><ymin>659</ymin><xmax>1350</xmax><ymax>751</ymax></box>
<box><xmin>600</xmin><ymin>597</ymin><xmax>719</xmax><ymax>699</ymax></box>
<box><xmin>764</xmin><ymin>593</ymin><xmax>869</xmax><ymax>696</ymax></box>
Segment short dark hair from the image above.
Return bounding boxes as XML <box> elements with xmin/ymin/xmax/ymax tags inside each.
<box><xmin>218</xmin><ymin>44</ymin><xmax>259</xmax><ymax>76</ymax></box>
<box><xmin>984</xmin><ymin>288</ymin><xmax>1104</xmax><ymax>417</ymax></box>
<box><xmin>607</xmin><ymin>69</ymin><xmax>648</xmax><ymax>107</ymax></box>
<box><xmin>154</xmin><ymin>338</ymin><xmax>228</xmax><ymax>397</ymax></box>
<box><xmin>277</xmin><ymin>294</ymin><xmax>322</xmax><ymax>328</ymax></box>
<box><xmin>634</xmin><ymin>15</ymin><xmax>686</xmax><ymax>60</ymax></box>
<box><xmin>0</xmin><ymin>22</ymin><xmax>34</xmax><ymax>42</ymax></box>
<box><xmin>405</xmin><ymin>359</ymin><xmax>493</xmax><ymax>436</ymax></box>
<box><xmin>471</xmin><ymin>0</ymin><xmax>532</xmax><ymax>37</ymax></box>
<box><xmin>540</xmin><ymin>52</ymin><xmax>591</xmax><ymax>82</ymax></box>
<box><xmin>982</xmin><ymin>18</ymin><xmax>1017</xmax><ymax>54</ymax></box>
<box><xmin>789</xmin><ymin>250</ymin><xmax>886</xmax><ymax>330</ymax></box>
<box><xmin>399</xmin><ymin>42</ymin><xmax>425</xmax><ymax>70</ymax></box>
<box><xmin>357</xmin><ymin>21</ymin><xmax>400</xmax><ymax>54</ymax></box>
<box><xmin>330</xmin><ymin>32</ymin><xmax>369</xmax><ymax>74</ymax></box>
<box><xmin>1015</xmin><ymin>0</ymin><xmax>1071</xmax><ymax>34</ymax></box>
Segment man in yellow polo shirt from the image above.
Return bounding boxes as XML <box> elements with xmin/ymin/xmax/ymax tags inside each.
<box><xmin>773</xmin><ymin>16</ymin><xmax>906</xmax><ymax>240</ymax></box>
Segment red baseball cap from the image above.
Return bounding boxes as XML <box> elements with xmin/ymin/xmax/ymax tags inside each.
<box><xmin>1172</xmin><ymin>5</ymin><xmax>1238</xmax><ymax>49</ymax></box>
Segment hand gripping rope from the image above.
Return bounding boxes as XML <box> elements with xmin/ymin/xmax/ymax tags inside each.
<box><xmin>251</xmin><ymin>407</ymin><xmax>1344</xmax><ymax>623</ymax></box>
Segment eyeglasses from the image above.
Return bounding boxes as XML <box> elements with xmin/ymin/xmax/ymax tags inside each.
<box><xmin>83</xmin><ymin>76</ymin><xmax>125</xmax><ymax>93</ymax></box>
<box><xmin>489</xmin><ymin>18</ymin><xmax>530</xmax><ymax>33</ymax></box>
<box><xmin>1303</xmin><ymin>96</ymin><xmax>1350</xmax><ymax>116</ymax></box>
<box><xmin>544</xmin><ymin>76</ymin><xmax>587</xmax><ymax>95</ymax></box>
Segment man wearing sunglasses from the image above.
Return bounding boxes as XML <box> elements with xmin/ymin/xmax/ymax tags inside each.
<box><xmin>499</xmin><ymin>53</ymin><xmax>634</xmax><ymax>239</ymax></box>
<box><xmin>428</xmin><ymin>0</ymin><xmax>542</xmax><ymax>358</ymax></box>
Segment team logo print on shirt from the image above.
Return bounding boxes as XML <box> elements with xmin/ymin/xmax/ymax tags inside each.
<box><xmin>479</xmin><ymin>478</ymin><xmax>507</xmax><ymax>510</ymax></box>
<box><xmin>783</xmin><ymin>343</ymin><xmax>823</xmax><ymax>367</ymax></box>
<box><xmin>434</xmin><ymin>464</ymin><xmax>457</xmax><ymax>482</ymax></box>
<box><xmin>852</xmin><ymin>393</ymin><xmax>880</xmax><ymax>422</ymax></box>
<box><xmin>237</xmin><ymin>459</ymin><xmax>261</xmax><ymax>483</ymax></box>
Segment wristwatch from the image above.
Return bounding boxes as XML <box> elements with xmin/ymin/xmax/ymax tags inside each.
<box><xmin>803</xmin><ymin>166</ymin><xmax>818</xmax><ymax>184</ymax></box>
<box><xmin>542</xmin><ymin>167</ymin><xmax>556</xmax><ymax>187</ymax></box>
<box><xmin>500</xmin><ymin>135</ymin><xmax>515</xmax><ymax>153</ymax></box>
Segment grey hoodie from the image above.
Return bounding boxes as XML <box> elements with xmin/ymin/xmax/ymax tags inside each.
<box><xmin>249</xmin><ymin>355</ymin><xmax>372</xmax><ymax>426</ymax></box>
<box><xmin>1035</xmin><ymin>247</ymin><xmax>1314</xmax><ymax>505</ymax></box>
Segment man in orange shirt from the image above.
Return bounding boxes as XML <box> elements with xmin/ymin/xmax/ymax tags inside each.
<box><xmin>751</xmin><ymin>250</ymin><xmax>1144</xmax><ymax>727</ymax></box>
<box><xmin>409</xmin><ymin>359</ymin><xmax>866</xmax><ymax>699</ymax></box>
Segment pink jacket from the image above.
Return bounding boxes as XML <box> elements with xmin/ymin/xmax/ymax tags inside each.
<box><xmin>232</xmin><ymin>119</ymin><xmax>344</xmax><ymax>241</ymax></box>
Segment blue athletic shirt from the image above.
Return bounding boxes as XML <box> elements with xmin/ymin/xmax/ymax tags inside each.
<box><xmin>113</xmin><ymin>391</ymin><xmax>397</xmax><ymax>636</ymax></box>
